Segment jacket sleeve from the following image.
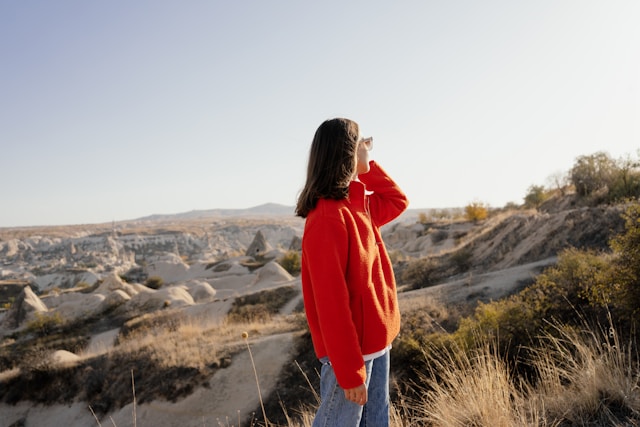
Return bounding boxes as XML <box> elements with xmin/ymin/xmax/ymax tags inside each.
<box><xmin>358</xmin><ymin>161</ymin><xmax>409</xmax><ymax>226</ymax></box>
<box><xmin>302</xmin><ymin>215</ymin><xmax>367</xmax><ymax>389</ymax></box>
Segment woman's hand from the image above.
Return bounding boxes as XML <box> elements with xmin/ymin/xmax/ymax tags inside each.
<box><xmin>344</xmin><ymin>383</ymin><xmax>368</xmax><ymax>406</ymax></box>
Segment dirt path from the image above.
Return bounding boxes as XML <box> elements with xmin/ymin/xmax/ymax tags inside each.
<box><xmin>399</xmin><ymin>257</ymin><xmax>557</xmax><ymax>306</ymax></box>
<box><xmin>280</xmin><ymin>279</ymin><xmax>302</xmax><ymax>315</ymax></box>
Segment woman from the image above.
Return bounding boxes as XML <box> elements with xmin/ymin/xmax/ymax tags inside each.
<box><xmin>296</xmin><ymin>118</ymin><xmax>409</xmax><ymax>426</ymax></box>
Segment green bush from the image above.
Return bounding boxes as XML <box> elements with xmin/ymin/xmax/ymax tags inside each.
<box><xmin>524</xmin><ymin>185</ymin><xmax>549</xmax><ymax>208</ymax></box>
<box><xmin>401</xmin><ymin>257</ymin><xmax>440</xmax><ymax>289</ymax></box>
<box><xmin>277</xmin><ymin>250</ymin><xmax>301</xmax><ymax>275</ymax></box>
<box><xmin>570</xmin><ymin>151</ymin><xmax>617</xmax><ymax>197</ymax></box>
<box><xmin>144</xmin><ymin>276</ymin><xmax>164</xmax><ymax>289</ymax></box>
<box><xmin>608</xmin><ymin>203</ymin><xmax>640</xmax><ymax>318</ymax></box>
<box><xmin>568</xmin><ymin>151</ymin><xmax>640</xmax><ymax>203</ymax></box>
<box><xmin>430</xmin><ymin>229</ymin><xmax>449</xmax><ymax>244</ymax></box>
<box><xmin>450</xmin><ymin>248</ymin><xmax>473</xmax><ymax>272</ymax></box>
<box><xmin>25</xmin><ymin>312</ymin><xmax>65</xmax><ymax>337</ymax></box>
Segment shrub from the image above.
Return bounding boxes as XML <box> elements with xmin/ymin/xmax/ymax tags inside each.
<box><xmin>418</xmin><ymin>212</ymin><xmax>429</xmax><ymax>224</ymax></box>
<box><xmin>277</xmin><ymin>251</ymin><xmax>301</xmax><ymax>275</ymax></box>
<box><xmin>608</xmin><ymin>203</ymin><xmax>640</xmax><ymax>319</ymax></box>
<box><xmin>430</xmin><ymin>229</ymin><xmax>449</xmax><ymax>244</ymax></box>
<box><xmin>570</xmin><ymin>151</ymin><xmax>617</xmax><ymax>197</ymax></box>
<box><xmin>450</xmin><ymin>248</ymin><xmax>473</xmax><ymax>272</ymax></box>
<box><xmin>523</xmin><ymin>185</ymin><xmax>548</xmax><ymax>208</ymax></box>
<box><xmin>25</xmin><ymin>312</ymin><xmax>65</xmax><ymax>337</ymax></box>
<box><xmin>607</xmin><ymin>156</ymin><xmax>640</xmax><ymax>202</ymax></box>
<box><xmin>503</xmin><ymin>201</ymin><xmax>520</xmax><ymax>211</ymax></box>
<box><xmin>454</xmin><ymin>296</ymin><xmax>539</xmax><ymax>357</ymax></box>
<box><xmin>2</xmin><ymin>297</ymin><xmax>14</xmax><ymax>310</ymax></box>
<box><xmin>464</xmin><ymin>201</ymin><xmax>488</xmax><ymax>222</ymax></box>
<box><xmin>401</xmin><ymin>257</ymin><xmax>440</xmax><ymax>289</ymax></box>
<box><xmin>144</xmin><ymin>276</ymin><xmax>164</xmax><ymax>289</ymax></box>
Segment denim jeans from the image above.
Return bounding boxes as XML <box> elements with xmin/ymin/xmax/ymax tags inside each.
<box><xmin>312</xmin><ymin>351</ymin><xmax>390</xmax><ymax>427</ymax></box>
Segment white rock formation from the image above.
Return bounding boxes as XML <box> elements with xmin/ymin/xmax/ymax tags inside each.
<box><xmin>145</xmin><ymin>253</ymin><xmax>190</xmax><ymax>284</ymax></box>
<box><xmin>182</xmin><ymin>280</ymin><xmax>217</xmax><ymax>302</ymax></box>
<box><xmin>1</xmin><ymin>286</ymin><xmax>48</xmax><ymax>330</ymax></box>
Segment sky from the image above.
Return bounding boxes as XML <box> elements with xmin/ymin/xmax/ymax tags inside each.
<box><xmin>1</xmin><ymin>1</ymin><xmax>639</xmax><ymax>227</ymax></box>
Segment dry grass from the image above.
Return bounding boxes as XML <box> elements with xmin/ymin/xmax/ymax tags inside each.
<box><xmin>398</xmin><ymin>294</ymin><xmax>451</xmax><ymax>326</ymax></box>
<box><xmin>7</xmin><ymin>302</ymin><xmax>635</xmax><ymax>427</ymax></box>
<box><xmin>415</xmin><ymin>340</ymin><xmax>542</xmax><ymax>427</ymax></box>
<box><xmin>115</xmin><ymin>310</ymin><xmax>303</xmax><ymax>370</ymax></box>
<box><xmin>72</xmin><ymin>299</ymin><xmax>639</xmax><ymax>426</ymax></box>
<box><xmin>401</xmin><ymin>319</ymin><xmax>640</xmax><ymax>427</ymax></box>
<box><xmin>530</xmin><ymin>320</ymin><xmax>640</xmax><ymax>425</ymax></box>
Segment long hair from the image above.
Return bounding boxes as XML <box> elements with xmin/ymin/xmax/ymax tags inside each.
<box><xmin>295</xmin><ymin>118</ymin><xmax>359</xmax><ymax>218</ymax></box>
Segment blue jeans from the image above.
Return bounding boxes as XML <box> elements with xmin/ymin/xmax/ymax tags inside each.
<box><xmin>312</xmin><ymin>351</ymin><xmax>390</xmax><ymax>427</ymax></box>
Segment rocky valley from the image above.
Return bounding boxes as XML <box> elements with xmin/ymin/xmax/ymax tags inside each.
<box><xmin>0</xmin><ymin>198</ymin><xmax>629</xmax><ymax>427</ymax></box>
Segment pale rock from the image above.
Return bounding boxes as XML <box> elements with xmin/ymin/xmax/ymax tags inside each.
<box><xmin>262</xmin><ymin>248</ymin><xmax>284</xmax><ymax>260</ymax></box>
<box><xmin>22</xmin><ymin>286</ymin><xmax>48</xmax><ymax>312</ymax></box>
<box><xmin>182</xmin><ymin>280</ymin><xmax>217</xmax><ymax>302</ymax></box>
<box><xmin>43</xmin><ymin>292</ymin><xmax>105</xmax><ymax>321</ymax></box>
<box><xmin>245</xmin><ymin>230</ymin><xmax>273</xmax><ymax>257</ymax></box>
<box><xmin>128</xmin><ymin>285</ymin><xmax>195</xmax><ymax>311</ymax></box>
<box><xmin>145</xmin><ymin>254</ymin><xmax>190</xmax><ymax>284</ymax></box>
<box><xmin>208</xmin><ymin>274</ymin><xmax>258</xmax><ymax>299</ymax></box>
<box><xmin>255</xmin><ymin>261</ymin><xmax>293</xmax><ymax>284</ymax></box>
<box><xmin>0</xmin><ymin>286</ymin><xmax>47</xmax><ymax>330</ymax></box>
<box><xmin>96</xmin><ymin>272</ymin><xmax>141</xmax><ymax>297</ymax></box>
<box><xmin>2</xmin><ymin>239</ymin><xmax>28</xmax><ymax>257</ymax></box>
<box><xmin>205</xmin><ymin>258</ymin><xmax>252</xmax><ymax>278</ymax></box>
<box><xmin>184</xmin><ymin>261</ymin><xmax>219</xmax><ymax>280</ymax></box>
<box><xmin>99</xmin><ymin>289</ymin><xmax>131</xmax><ymax>311</ymax></box>
<box><xmin>33</xmin><ymin>270</ymin><xmax>101</xmax><ymax>292</ymax></box>
<box><xmin>50</xmin><ymin>350</ymin><xmax>80</xmax><ymax>366</ymax></box>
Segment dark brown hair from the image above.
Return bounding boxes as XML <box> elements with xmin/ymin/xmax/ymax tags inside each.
<box><xmin>295</xmin><ymin>118</ymin><xmax>359</xmax><ymax>218</ymax></box>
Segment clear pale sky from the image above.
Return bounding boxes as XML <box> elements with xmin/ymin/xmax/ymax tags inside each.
<box><xmin>1</xmin><ymin>1</ymin><xmax>639</xmax><ymax>227</ymax></box>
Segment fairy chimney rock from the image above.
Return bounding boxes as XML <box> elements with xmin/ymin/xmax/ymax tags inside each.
<box><xmin>1</xmin><ymin>286</ymin><xmax>48</xmax><ymax>330</ymax></box>
<box><xmin>245</xmin><ymin>230</ymin><xmax>273</xmax><ymax>258</ymax></box>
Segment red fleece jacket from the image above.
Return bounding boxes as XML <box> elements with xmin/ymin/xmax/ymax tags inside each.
<box><xmin>301</xmin><ymin>161</ymin><xmax>409</xmax><ymax>389</ymax></box>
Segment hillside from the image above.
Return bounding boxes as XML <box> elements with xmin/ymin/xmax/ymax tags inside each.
<box><xmin>0</xmin><ymin>197</ymin><xmax>628</xmax><ymax>427</ymax></box>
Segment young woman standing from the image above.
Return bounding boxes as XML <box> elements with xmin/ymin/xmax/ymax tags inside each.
<box><xmin>296</xmin><ymin>118</ymin><xmax>409</xmax><ymax>427</ymax></box>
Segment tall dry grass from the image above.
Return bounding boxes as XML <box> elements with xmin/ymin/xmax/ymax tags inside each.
<box><xmin>530</xmin><ymin>319</ymin><xmax>640</xmax><ymax>425</ymax></box>
<box><xmin>402</xmin><ymin>319</ymin><xmax>639</xmax><ymax>427</ymax></box>
<box><xmin>413</xmin><ymin>340</ymin><xmax>546</xmax><ymax>427</ymax></box>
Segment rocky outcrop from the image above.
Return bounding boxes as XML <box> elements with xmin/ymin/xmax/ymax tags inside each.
<box><xmin>245</xmin><ymin>230</ymin><xmax>273</xmax><ymax>257</ymax></box>
<box><xmin>254</xmin><ymin>261</ymin><xmax>293</xmax><ymax>286</ymax></box>
<box><xmin>1</xmin><ymin>286</ymin><xmax>47</xmax><ymax>329</ymax></box>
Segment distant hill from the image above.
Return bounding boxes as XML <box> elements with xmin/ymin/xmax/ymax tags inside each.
<box><xmin>137</xmin><ymin>203</ymin><xmax>295</xmax><ymax>221</ymax></box>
